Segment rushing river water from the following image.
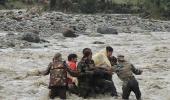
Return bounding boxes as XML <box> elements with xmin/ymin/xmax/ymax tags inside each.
<box><xmin>0</xmin><ymin>32</ymin><xmax>170</xmax><ymax>100</ymax></box>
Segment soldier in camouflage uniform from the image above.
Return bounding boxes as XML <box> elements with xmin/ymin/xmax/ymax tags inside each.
<box><xmin>115</xmin><ymin>55</ymin><xmax>143</xmax><ymax>100</ymax></box>
<box><xmin>77</xmin><ymin>48</ymin><xmax>96</xmax><ymax>98</ymax></box>
<box><xmin>42</xmin><ymin>53</ymin><xmax>67</xmax><ymax>99</ymax></box>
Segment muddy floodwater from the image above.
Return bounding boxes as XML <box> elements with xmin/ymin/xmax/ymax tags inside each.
<box><xmin>0</xmin><ymin>10</ymin><xmax>170</xmax><ymax>100</ymax></box>
<box><xmin>0</xmin><ymin>32</ymin><xmax>170</xmax><ymax>100</ymax></box>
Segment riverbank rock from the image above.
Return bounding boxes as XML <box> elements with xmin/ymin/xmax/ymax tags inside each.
<box><xmin>21</xmin><ymin>32</ymin><xmax>40</xmax><ymax>43</ymax></box>
<box><xmin>97</xmin><ymin>26</ymin><xmax>118</xmax><ymax>34</ymax></box>
<box><xmin>0</xmin><ymin>10</ymin><xmax>169</xmax><ymax>37</ymax></box>
<box><xmin>62</xmin><ymin>28</ymin><xmax>78</xmax><ymax>37</ymax></box>
<box><xmin>93</xmin><ymin>41</ymin><xmax>105</xmax><ymax>44</ymax></box>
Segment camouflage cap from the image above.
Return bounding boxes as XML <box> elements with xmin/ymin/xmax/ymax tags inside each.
<box><xmin>117</xmin><ymin>54</ymin><xmax>124</xmax><ymax>61</ymax></box>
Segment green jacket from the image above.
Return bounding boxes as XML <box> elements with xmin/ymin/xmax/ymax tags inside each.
<box><xmin>115</xmin><ymin>61</ymin><xmax>142</xmax><ymax>82</ymax></box>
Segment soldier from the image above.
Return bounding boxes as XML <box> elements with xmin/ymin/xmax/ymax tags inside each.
<box><xmin>115</xmin><ymin>55</ymin><xmax>143</xmax><ymax>100</ymax></box>
<box><xmin>77</xmin><ymin>48</ymin><xmax>95</xmax><ymax>98</ymax></box>
<box><xmin>41</xmin><ymin>53</ymin><xmax>67</xmax><ymax>99</ymax></box>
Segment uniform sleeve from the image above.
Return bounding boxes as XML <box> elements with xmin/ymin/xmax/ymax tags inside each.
<box><xmin>77</xmin><ymin>61</ymin><xmax>85</xmax><ymax>72</ymax></box>
<box><xmin>77</xmin><ymin>61</ymin><xmax>93</xmax><ymax>76</ymax></box>
<box><xmin>131</xmin><ymin>64</ymin><xmax>142</xmax><ymax>75</ymax></box>
<box><xmin>42</xmin><ymin>62</ymin><xmax>52</xmax><ymax>75</ymax></box>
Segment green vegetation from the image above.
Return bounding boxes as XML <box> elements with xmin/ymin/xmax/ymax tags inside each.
<box><xmin>113</xmin><ymin>0</ymin><xmax>138</xmax><ymax>4</ymax></box>
<box><xmin>112</xmin><ymin>0</ymin><xmax>170</xmax><ymax>19</ymax></box>
<box><xmin>0</xmin><ymin>0</ymin><xmax>47</xmax><ymax>10</ymax></box>
<box><xmin>141</xmin><ymin>0</ymin><xmax>170</xmax><ymax>19</ymax></box>
<box><xmin>0</xmin><ymin>0</ymin><xmax>170</xmax><ymax>20</ymax></box>
<box><xmin>78</xmin><ymin>0</ymin><xmax>98</xmax><ymax>13</ymax></box>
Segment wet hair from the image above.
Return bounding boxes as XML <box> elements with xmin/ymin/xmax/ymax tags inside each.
<box><xmin>106</xmin><ymin>46</ymin><xmax>113</xmax><ymax>52</ymax></box>
<box><xmin>54</xmin><ymin>53</ymin><xmax>61</xmax><ymax>59</ymax></box>
<box><xmin>68</xmin><ymin>54</ymin><xmax>77</xmax><ymax>61</ymax></box>
<box><xmin>53</xmin><ymin>53</ymin><xmax>62</xmax><ymax>62</ymax></box>
<box><xmin>82</xmin><ymin>48</ymin><xmax>92</xmax><ymax>57</ymax></box>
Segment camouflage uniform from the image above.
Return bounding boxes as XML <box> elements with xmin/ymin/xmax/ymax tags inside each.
<box><xmin>115</xmin><ymin>60</ymin><xmax>142</xmax><ymax>100</ymax></box>
<box><xmin>77</xmin><ymin>57</ymin><xmax>95</xmax><ymax>98</ymax></box>
<box><xmin>77</xmin><ymin>57</ymin><xmax>117</xmax><ymax>97</ymax></box>
<box><xmin>43</xmin><ymin>61</ymin><xmax>67</xmax><ymax>99</ymax></box>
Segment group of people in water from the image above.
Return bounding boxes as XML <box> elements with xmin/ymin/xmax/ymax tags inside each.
<box><xmin>41</xmin><ymin>46</ymin><xmax>143</xmax><ymax>100</ymax></box>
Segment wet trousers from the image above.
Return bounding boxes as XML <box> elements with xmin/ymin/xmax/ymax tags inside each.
<box><xmin>49</xmin><ymin>86</ymin><xmax>66</xmax><ymax>99</ymax></box>
<box><xmin>122</xmin><ymin>79</ymin><xmax>141</xmax><ymax>100</ymax></box>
